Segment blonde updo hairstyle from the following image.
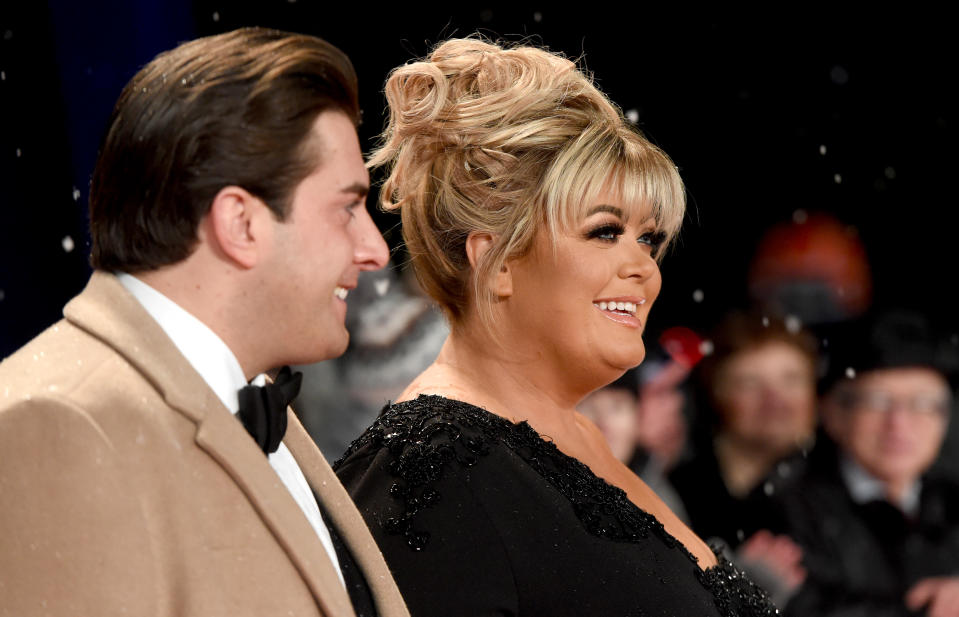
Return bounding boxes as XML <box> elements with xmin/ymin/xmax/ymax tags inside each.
<box><xmin>370</xmin><ymin>38</ymin><xmax>685</xmax><ymax>333</ymax></box>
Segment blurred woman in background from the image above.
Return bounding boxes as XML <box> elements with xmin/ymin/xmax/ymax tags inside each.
<box><xmin>671</xmin><ymin>311</ymin><xmax>819</xmax><ymax>547</ymax></box>
<box><xmin>578</xmin><ymin>366</ymin><xmax>689</xmax><ymax>522</ymax></box>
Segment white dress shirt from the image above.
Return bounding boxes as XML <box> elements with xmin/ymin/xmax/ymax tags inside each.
<box><xmin>840</xmin><ymin>454</ymin><xmax>921</xmax><ymax>517</ymax></box>
<box><xmin>117</xmin><ymin>273</ymin><xmax>345</xmax><ymax>587</ymax></box>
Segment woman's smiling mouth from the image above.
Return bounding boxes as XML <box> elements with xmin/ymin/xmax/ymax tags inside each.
<box><xmin>593</xmin><ymin>299</ymin><xmax>645</xmax><ymax>316</ymax></box>
<box><xmin>593</xmin><ymin>298</ymin><xmax>646</xmax><ymax>327</ymax></box>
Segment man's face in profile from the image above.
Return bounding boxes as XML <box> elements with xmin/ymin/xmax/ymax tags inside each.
<box><xmin>260</xmin><ymin>110</ymin><xmax>389</xmax><ymax>365</ymax></box>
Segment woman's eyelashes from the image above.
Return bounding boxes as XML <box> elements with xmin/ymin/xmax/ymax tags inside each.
<box><xmin>585</xmin><ymin>222</ymin><xmax>625</xmax><ymax>242</ymax></box>
<box><xmin>639</xmin><ymin>230</ymin><xmax>667</xmax><ymax>256</ymax></box>
<box><xmin>585</xmin><ymin>221</ymin><xmax>666</xmax><ymax>256</ymax></box>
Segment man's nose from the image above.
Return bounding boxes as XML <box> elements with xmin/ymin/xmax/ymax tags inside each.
<box><xmin>356</xmin><ymin>209</ymin><xmax>390</xmax><ymax>271</ymax></box>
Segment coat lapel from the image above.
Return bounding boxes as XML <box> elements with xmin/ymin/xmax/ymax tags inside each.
<box><xmin>64</xmin><ymin>272</ymin><xmax>357</xmax><ymax>616</ymax></box>
<box><xmin>285</xmin><ymin>414</ymin><xmax>409</xmax><ymax>617</ymax></box>
<box><xmin>194</xmin><ymin>412</ymin><xmax>357</xmax><ymax>617</ymax></box>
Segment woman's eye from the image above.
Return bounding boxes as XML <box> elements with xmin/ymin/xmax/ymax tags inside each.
<box><xmin>638</xmin><ymin>230</ymin><xmax>667</xmax><ymax>255</ymax></box>
<box><xmin>587</xmin><ymin>223</ymin><xmax>625</xmax><ymax>242</ymax></box>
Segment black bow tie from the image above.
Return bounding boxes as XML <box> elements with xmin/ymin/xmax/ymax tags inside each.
<box><xmin>237</xmin><ymin>366</ymin><xmax>303</xmax><ymax>454</ymax></box>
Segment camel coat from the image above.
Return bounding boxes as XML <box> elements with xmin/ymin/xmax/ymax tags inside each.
<box><xmin>0</xmin><ymin>272</ymin><xmax>408</xmax><ymax>617</ymax></box>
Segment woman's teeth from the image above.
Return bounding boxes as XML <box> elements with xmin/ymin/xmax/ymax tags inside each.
<box><xmin>334</xmin><ymin>287</ymin><xmax>349</xmax><ymax>300</ymax></box>
<box><xmin>594</xmin><ymin>300</ymin><xmax>643</xmax><ymax>315</ymax></box>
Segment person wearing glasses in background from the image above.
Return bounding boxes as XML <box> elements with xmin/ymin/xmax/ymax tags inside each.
<box><xmin>767</xmin><ymin>309</ymin><xmax>959</xmax><ymax>617</ymax></box>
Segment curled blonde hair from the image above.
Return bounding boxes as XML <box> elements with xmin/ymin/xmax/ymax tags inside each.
<box><xmin>370</xmin><ymin>37</ymin><xmax>685</xmax><ymax>332</ymax></box>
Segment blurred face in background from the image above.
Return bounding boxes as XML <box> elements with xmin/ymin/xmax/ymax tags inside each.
<box><xmin>711</xmin><ymin>341</ymin><xmax>817</xmax><ymax>455</ymax></box>
<box><xmin>825</xmin><ymin>367</ymin><xmax>950</xmax><ymax>490</ymax></box>
<box><xmin>579</xmin><ymin>387</ymin><xmax>638</xmax><ymax>463</ymax></box>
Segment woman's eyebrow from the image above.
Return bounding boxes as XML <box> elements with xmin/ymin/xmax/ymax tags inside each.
<box><xmin>585</xmin><ymin>204</ymin><xmax>624</xmax><ymax>217</ymax></box>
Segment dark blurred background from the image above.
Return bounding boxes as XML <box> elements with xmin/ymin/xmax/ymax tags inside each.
<box><xmin>1</xmin><ymin>3</ymin><xmax>955</xmax><ymax>368</ymax></box>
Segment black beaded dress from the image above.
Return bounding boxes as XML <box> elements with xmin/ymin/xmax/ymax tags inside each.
<box><xmin>335</xmin><ymin>395</ymin><xmax>778</xmax><ymax>617</ymax></box>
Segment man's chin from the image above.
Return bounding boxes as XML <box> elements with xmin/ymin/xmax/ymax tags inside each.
<box><xmin>321</xmin><ymin>328</ymin><xmax>350</xmax><ymax>361</ymax></box>
<box><xmin>286</xmin><ymin>329</ymin><xmax>349</xmax><ymax>366</ymax></box>
<box><xmin>331</xmin><ymin>331</ymin><xmax>350</xmax><ymax>359</ymax></box>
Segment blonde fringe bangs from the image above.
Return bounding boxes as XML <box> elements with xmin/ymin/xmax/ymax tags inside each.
<box><xmin>541</xmin><ymin>127</ymin><xmax>686</xmax><ymax>261</ymax></box>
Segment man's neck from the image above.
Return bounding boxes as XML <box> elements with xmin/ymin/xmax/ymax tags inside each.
<box><xmin>133</xmin><ymin>262</ymin><xmax>268</xmax><ymax>380</ymax></box>
<box><xmin>117</xmin><ymin>272</ymin><xmax>249</xmax><ymax>411</ymax></box>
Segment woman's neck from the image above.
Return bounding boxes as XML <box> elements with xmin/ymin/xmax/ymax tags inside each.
<box><xmin>400</xmin><ymin>330</ymin><xmax>590</xmax><ymax>436</ymax></box>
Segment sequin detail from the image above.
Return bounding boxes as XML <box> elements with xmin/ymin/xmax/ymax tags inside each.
<box><xmin>336</xmin><ymin>395</ymin><xmax>778</xmax><ymax>616</ymax></box>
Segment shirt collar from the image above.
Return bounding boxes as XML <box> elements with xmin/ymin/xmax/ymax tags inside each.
<box><xmin>840</xmin><ymin>454</ymin><xmax>922</xmax><ymax>516</ymax></box>
<box><xmin>116</xmin><ymin>273</ymin><xmax>247</xmax><ymax>414</ymax></box>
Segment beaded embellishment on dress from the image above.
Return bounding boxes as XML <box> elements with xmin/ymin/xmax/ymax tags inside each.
<box><xmin>336</xmin><ymin>394</ymin><xmax>778</xmax><ymax>617</ymax></box>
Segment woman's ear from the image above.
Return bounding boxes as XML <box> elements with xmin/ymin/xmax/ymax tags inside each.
<box><xmin>466</xmin><ymin>231</ymin><xmax>513</xmax><ymax>298</ymax></box>
<box><xmin>205</xmin><ymin>186</ymin><xmax>272</xmax><ymax>269</ymax></box>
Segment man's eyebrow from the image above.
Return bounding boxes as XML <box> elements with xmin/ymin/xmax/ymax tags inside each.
<box><xmin>585</xmin><ymin>204</ymin><xmax>624</xmax><ymax>218</ymax></box>
<box><xmin>341</xmin><ymin>182</ymin><xmax>369</xmax><ymax>198</ymax></box>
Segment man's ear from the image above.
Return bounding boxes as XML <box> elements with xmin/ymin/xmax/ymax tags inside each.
<box><xmin>205</xmin><ymin>186</ymin><xmax>272</xmax><ymax>269</ymax></box>
<box><xmin>466</xmin><ymin>231</ymin><xmax>512</xmax><ymax>298</ymax></box>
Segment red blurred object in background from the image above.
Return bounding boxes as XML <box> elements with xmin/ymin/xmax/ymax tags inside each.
<box><xmin>659</xmin><ymin>326</ymin><xmax>706</xmax><ymax>369</ymax></box>
<box><xmin>748</xmin><ymin>212</ymin><xmax>872</xmax><ymax>324</ymax></box>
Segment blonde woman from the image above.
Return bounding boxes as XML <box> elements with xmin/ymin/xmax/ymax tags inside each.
<box><xmin>335</xmin><ymin>38</ymin><xmax>776</xmax><ymax>616</ymax></box>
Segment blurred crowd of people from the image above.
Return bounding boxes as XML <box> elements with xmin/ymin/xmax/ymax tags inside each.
<box><xmin>581</xmin><ymin>306</ymin><xmax>959</xmax><ymax>617</ymax></box>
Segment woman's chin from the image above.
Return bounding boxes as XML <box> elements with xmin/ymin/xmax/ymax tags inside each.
<box><xmin>593</xmin><ymin>351</ymin><xmax>646</xmax><ymax>384</ymax></box>
<box><xmin>609</xmin><ymin>348</ymin><xmax>646</xmax><ymax>371</ymax></box>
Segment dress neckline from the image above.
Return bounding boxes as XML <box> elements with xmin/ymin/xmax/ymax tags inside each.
<box><xmin>398</xmin><ymin>393</ymin><xmax>717</xmax><ymax>571</ymax></box>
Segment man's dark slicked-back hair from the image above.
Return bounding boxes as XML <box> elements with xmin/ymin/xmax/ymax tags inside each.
<box><xmin>89</xmin><ymin>27</ymin><xmax>360</xmax><ymax>272</ymax></box>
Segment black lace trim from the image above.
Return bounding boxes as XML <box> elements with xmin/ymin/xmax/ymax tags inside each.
<box><xmin>336</xmin><ymin>394</ymin><xmax>778</xmax><ymax>616</ymax></box>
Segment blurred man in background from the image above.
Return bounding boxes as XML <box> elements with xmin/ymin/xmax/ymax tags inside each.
<box><xmin>771</xmin><ymin>309</ymin><xmax>959</xmax><ymax>617</ymax></box>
